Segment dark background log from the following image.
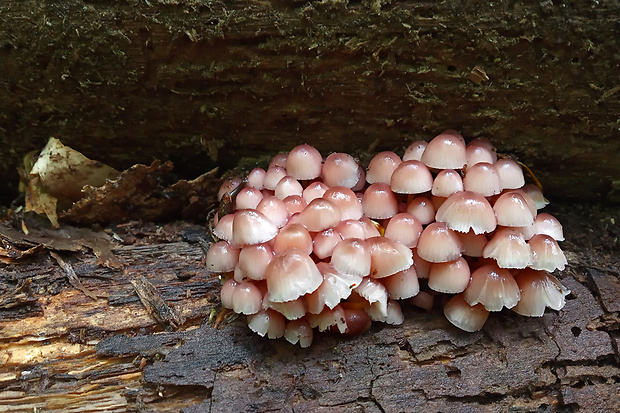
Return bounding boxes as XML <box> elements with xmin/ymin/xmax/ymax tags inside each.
<box><xmin>1</xmin><ymin>0</ymin><xmax>619</xmax><ymax>205</ymax></box>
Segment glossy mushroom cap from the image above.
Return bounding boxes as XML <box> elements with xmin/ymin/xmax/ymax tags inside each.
<box><xmin>287</xmin><ymin>144</ymin><xmax>323</xmax><ymax>180</ymax></box>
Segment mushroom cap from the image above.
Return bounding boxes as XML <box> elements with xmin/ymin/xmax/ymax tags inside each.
<box><xmin>495</xmin><ymin>158</ymin><xmax>525</xmax><ymax>190</ymax></box>
<box><xmin>263</xmin><ymin>166</ymin><xmax>288</xmax><ymax>191</ymax></box>
<box><xmin>384</xmin><ymin>213</ymin><xmax>423</xmax><ymax>248</ymax></box>
<box><xmin>237</xmin><ymin>243</ymin><xmax>274</xmax><ymax>281</ymax></box>
<box><xmin>512</xmin><ymin>269</ymin><xmax>570</xmax><ymax>317</ymax></box>
<box><xmin>463</xmin><ymin>263</ymin><xmax>521</xmax><ymax>311</ymax></box>
<box><xmin>206</xmin><ymin>240</ymin><xmax>240</xmax><ymax>273</ymax></box>
<box><xmin>286</xmin><ymin>144</ymin><xmax>323</xmax><ymax>180</ymax></box>
<box><xmin>275</xmin><ymin>175</ymin><xmax>303</xmax><ymax>200</ymax></box>
<box><xmin>366</xmin><ymin>151</ymin><xmax>402</xmax><ymax>185</ymax></box>
<box><xmin>235</xmin><ymin>186</ymin><xmax>264</xmax><ymax>210</ymax></box>
<box><xmin>265</xmin><ymin>249</ymin><xmax>323</xmax><ymax>303</ymax></box>
<box><xmin>366</xmin><ymin>236</ymin><xmax>414</xmax><ymax>279</ymax></box>
<box><xmin>382</xmin><ymin>266</ymin><xmax>420</xmax><ymax>300</ymax></box>
<box><xmin>256</xmin><ymin>196</ymin><xmax>289</xmax><ymax>228</ymax></box>
<box><xmin>307</xmin><ymin>305</ymin><xmax>348</xmax><ymax>333</ymax></box>
<box><xmin>220</xmin><ymin>279</ymin><xmax>239</xmax><ymax>309</ymax></box>
<box><xmin>302</xmin><ymin>181</ymin><xmax>330</xmax><ymax>203</ymax></box>
<box><xmin>269</xmin><ymin>152</ymin><xmax>288</xmax><ymax>169</ymax></box>
<box><xmin>390</xmin><ymin>160</ymin><xmax>434</xmax><ymax>194</ymax></box>
<box><xmin>331</xmin><ymin>238</ymin><xmax>371</xmax><ymax>276</ymax></box>
<box><xmin>218</xmin><ymin>177</ymin><xmax>243</xmax><ymax>201</ymax></box>
<box><xmin>421</xmin><ymin>133</ymin><xmax>467</xmax><ymax>170</ymax></box>
<box><xmin>483</xmin><ymin>228</ymin><xmax>532</xmax><ymax>269</ymax></box>
<box><xmin>367</xmin><ymin>299</ymin><xmax>404</xmax><ymax>325</ymax></box>
<box><xmin>322</xmin><ymin>152</ymin><xmax>361</xmax><ymax>188</ymax></box>
<box><xmin>493</xmin><ymin>191</ymin><xmax>536</xmax><ymax>227</ymax></box>
<box><xmin>213</xmin><ymin>212</ymin><xmax>235</xmax><ymax>242</ymax></box>
<box><xmin>297</xmin><ymin>198</ymin><xmax>342</xmax><ymax>232</ymax></box>
<box><xmin>323</xmin><ymin>186</ymin><xmax>363</xmax><ymax>221</ymax></box>
<box><xmin>284</xmin><ymin>318</ymin><xmax>313</xmax><ymax>348</ymax></box>
<box><xmin>232</xmin><ymin>282</ymin><xmax>263</xmax><ymax>315</ymax></box>
<box><xmin>466</xmin><ymin>142</ymin><xmax>496</xmax><ymax>167</ymax></box>
<box><xmin>403</xmin><ymin>140</ymin><xmax>428</xmax><ymax>162</ymax></box>
<box><xmin>306</xmin><ymin>262</ymin><xmax>362</xmax><ymax>313</ymax></box>
<box><xmin>444</xmin><ymin>293</ymin><xmax>489</xmax><ymax>332</ymax></box>
<box><xmin>263</xmin><ymin>295</ymin><xmax>307</xmax><ymax>320</ymax></box>
<box><xmin>428</xmin><ymin>257</ymin><xmax>471</xmax><ymax>294</ymax></box>
<box><xmin>528</xmin><ymin>234</ymin><xmax>567</xmax><ymax>272</ymax></box>
<box><xmin>362</xmin><ymin>183</ymin><xmax>399</xmax><ymax>219</ymax></box>
<box><xmin>335</xmin><ymin>219</ymin><xmax>367</xmax><ymax>240</ymax></box>
<box><xmin>406</xmin><ymin>196</ymin><xmax>436</xmax><ymax>225</ymax></box>
<box><xmin>313</xmin><ymin>228</ymin><xmax>344</xmax><ymax>259</ymax></box>
<box><xmin>417</xmin><ymin>222</ymin><xmax>463</xmax><ymax>263</ymax></box>
<box><xmin>283</xmin><ymin>195</ymin><xmax>307</xmax><ymax>215</ymax></box>
<box><xmin>273</xmin><ymin>223</ymin><xmax>313</xmax><ymax>255</ymax></box>
<box><xmin>432</xmin><ymin>169</ymin><xmax>464</xmax><ymax>197</ymax></box>
<box><xmin>531</xmin><ymin>212</ymin><xmax>565</xmax><ymax>241</ymax></box>
<box><xmin>247</xmin><ymin>168</ymin><xmax>267</xmax><ymax>190</ymax></box>
<box><xmin>232</xmin><ymin>209</ymin><xmax>279</xmax><ymax>245</ymax></box>
<box><xmin>435</xmin><ymin>190</ymin><xmax>497</xmax><ymax>235</ymax></box>
<box><xmin>354</xmin><ymin>278</ymin><xmax>388</xmax><ymax>317</ymax></box>
<box><xmin>522</xmin><ymin>184</ymin><xmax>549</xmax><ymax>210</ymax></box>
<box><xmin>248</xmin><ymin>309</ymin><xmax>286</xmax><ymax>339</ymax></box>
<box><xmin>463</xmin><ymin>162</ymin><xmax>501</xmax><ymax>196</ymax></box>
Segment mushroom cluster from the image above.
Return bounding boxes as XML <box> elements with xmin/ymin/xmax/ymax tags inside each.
<box><xmin>207</xmin><ymin>130</ymin><xmax>570</xmax><ymax>347</ymax></box>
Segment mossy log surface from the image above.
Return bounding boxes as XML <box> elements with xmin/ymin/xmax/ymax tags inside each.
<box><xmin>0</xmin><ymin>203</ymin><xmax>619</xmax><ymax>412</ymax></box>
<box><xmin>1</xmin><ymin>0</ymin><xmax>620</xmax><ymax>204</ymax></box>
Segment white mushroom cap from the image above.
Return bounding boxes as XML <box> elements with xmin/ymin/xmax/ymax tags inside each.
<box><xmin>435</xmin><ymin>191</ymin><xmax>497</xmax><ymax>235</ymax></box>
<box><xmin>528</xmin><ymin>234</ymin><xmax>567</xmax><ymax>272</ymax></box>
<box><xmin>432</xmin><ymin>169</ymin><xmax>464</xmax><ymax>197</ymax></box>
<box><xmin>297</xmin><ymin>198</ymin><xmax>342</xmax><ymax>232</ymax></box>
<box><xmin>284</xmin><ymin>318</ymin><xmax>313</xmax><ymax>348</ymax></box>
<box><xmin>322</xmin><ymin>152</ymin><xmax>361</xmax><ymax>188</ymax></box>
<box><xmin>512</xmin><ymin>269</ymin><xmax>570</xmax><ymax>317</ymax></box>
<box><xmin>265</xmin><ymin>249</ymin><xmax>323</xmax><ymax>302</ymax></box>
<box><xmin>421</xmin><ymin>133</ymin><xmax>467</xmax><ymax>170</ymax></box>
<box><xmin>403</xmin><ymin>140</ymin><xmax>428</xmax><ymax>162</ymax></box>
<box><xmin>493</xmin><ymin>191</ymin><xmax>536</xmax><ymax>227</ymax></box>
<box><xmin>495</xmin><ymin>158</ymin><xmax>525</xmax><ymax>190</ymax></box>
<box><xmin>428</xmin><ymin>257</ymin><xmax>471</xmax><ymax>294</ymax></box>
<box><xmin>382</xmin><ymin>265</ymin><xmax>420</xmax><ymax>300</ymax></box>
<box><xmin>444</xmin><ymin>293</ymin><xmax>489</xmax><ymax>332</ymax></box>
<box><xmin>417</xmin><ymin>222</ymin><xmax>463</xmax><ymax>263</ymax></box>
<box><xmin>483</xmin><ymin>228</ymin><xmax>532</xmax><ymax>269</ymax></box>
<box><xmin>463</xmin><ymin>162</ymin><xmax>501</xmax><ymax>196</ymax></box>
<box><xmin>248</xmin><ymin>309</ymin><xmax>286</xmax><ymax>339</ymax></box>
<box><xmin>331</xmin><ymin>238</ymin><xmax>371</xmax><ymax>277</ymax></box>
<box><xmin>287</xmin><ymin>144</ymin><xmax>323</xmax><ymax>180</ymax></box>
<box><xmin>366</xmin><ymin>151</ymin><xmax>402</xmax><ymax>185</ymax></box>
<box><xmin>232</xmin><ymin>209</ymin><xmax>279</xmax><ymax>245</ymax></box>
<box><xmin>366</xmin><ymin>236</ymin><xmax>414</xmax><ymax>279</ymax></box>
<box><xmin>390</xmin><ymin>160</ymin><xmax>433</xmax><ymax>194</ymax></box>
<box><xmin>463</xmin><ymin>263</ymin><xmax>521</xmax><ymax>311</ymax></box>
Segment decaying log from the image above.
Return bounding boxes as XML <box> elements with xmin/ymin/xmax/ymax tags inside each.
<box><xmin>0</xmin><ymin>204</ymin><xmax>618</xmax><ymax>412</ymax></box>
<box><xmin>1</xmin><ymin>1</ymin><xmax>620</xmax><ymax>204</ymax></box>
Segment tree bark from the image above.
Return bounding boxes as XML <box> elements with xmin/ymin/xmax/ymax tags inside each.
<box><xmin>1</xmin><ymin>0</ymin><xmax>620</xmax><ymax>204</ymax></box>
<box><xmin>0</xmin><ymin>204</ymin><xmax>618</xmax><ymax>412</ymax></box>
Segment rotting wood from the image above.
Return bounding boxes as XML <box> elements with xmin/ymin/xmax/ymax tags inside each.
<box><xmin>0</xmin><ymin>204</ymin><xmax>618</xmax><ymax>412</ymax></box>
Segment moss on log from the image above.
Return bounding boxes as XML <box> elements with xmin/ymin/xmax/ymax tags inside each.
<box><xmin>1</xmin><ymin>0</ymin><xmax>620</xmax><ymax>205</ymax></box>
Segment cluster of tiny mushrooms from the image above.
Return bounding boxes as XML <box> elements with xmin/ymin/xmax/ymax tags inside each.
<box><xmin>207</xmin><ymin>130</ymin><xmax>569</xmax><ymax>348</ymax></box>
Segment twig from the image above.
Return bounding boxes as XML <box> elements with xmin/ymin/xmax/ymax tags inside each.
<box><xmin>50</xmin><ymin>251</ymin><xmax>98</xmax><ymax>301</ymax></box>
